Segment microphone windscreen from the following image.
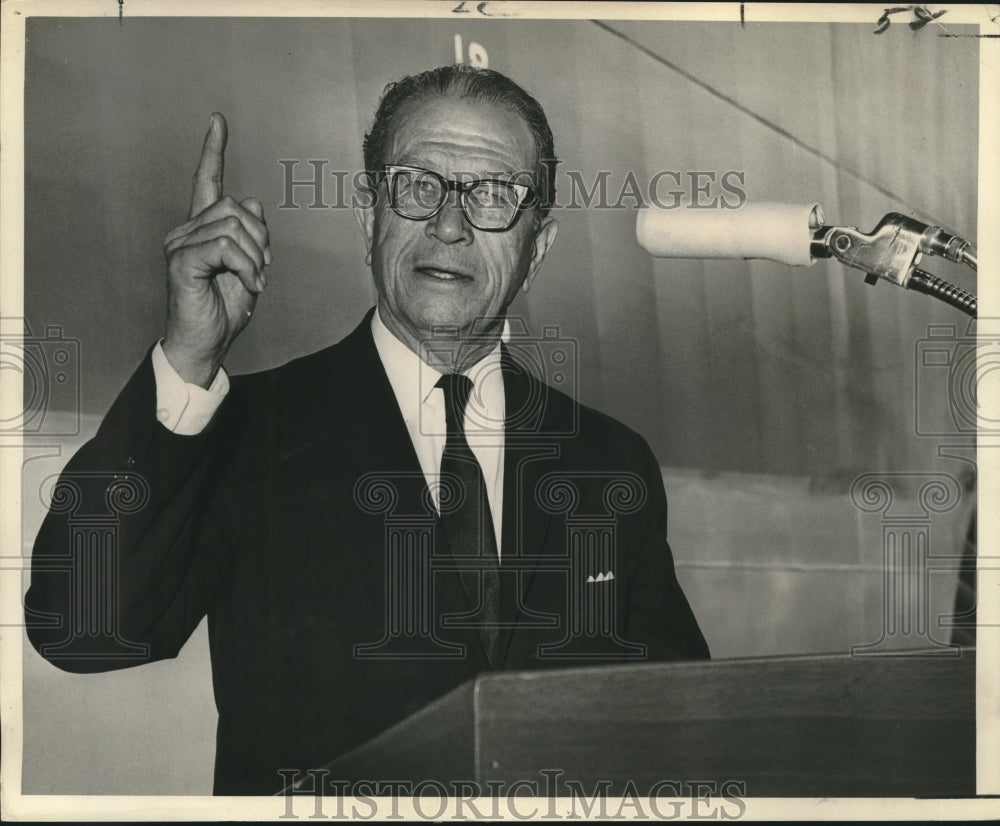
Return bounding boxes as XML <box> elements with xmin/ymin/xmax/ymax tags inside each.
<box><xmin>636</xmin><ymin>202</ymin><xmax>823</xmax><ymax>266</ymax></box>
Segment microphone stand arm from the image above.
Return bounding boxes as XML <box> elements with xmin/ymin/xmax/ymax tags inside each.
<box><xmin>809</xmin><ymin>213</ymin><xmax>978</xmax><ymax>317</ymax></box>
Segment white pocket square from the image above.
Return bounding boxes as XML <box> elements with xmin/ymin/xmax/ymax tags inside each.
<box><xmin>586</xmin><ymin>571</ymin><xmax>615</xmax><ymax>583</ymax></box>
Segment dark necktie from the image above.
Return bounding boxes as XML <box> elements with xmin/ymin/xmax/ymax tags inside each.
<box><xmin>436</xmin><ymin>373</ymin><xmax>501</xmax><ymax>668</ymax></box>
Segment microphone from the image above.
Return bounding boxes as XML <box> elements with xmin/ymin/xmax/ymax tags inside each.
<box><xmin>636</xmin><ymin>202</ymin><xmax>978</xmax><ymax>317</ymax></box>
<box><xmin>636</xmin><ymin>202</ymin><xmax>825</xmax><ymax>267</ymax></box>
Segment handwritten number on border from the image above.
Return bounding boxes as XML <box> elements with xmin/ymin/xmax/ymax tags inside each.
<box><xmin>875</xmin><ymin>5</ymin><xmax>948</xmax><ymax>34</ymax></box>
<box><xmin>452</xmin><ymin>1</ymin><xmax>509</xmax><ymax>16</ymax></box>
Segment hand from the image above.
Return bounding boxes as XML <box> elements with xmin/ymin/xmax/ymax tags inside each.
<box><xmin>161</xmin><ymin>113</ymin><xmax>272</xmax><ymax>387</ymax></box>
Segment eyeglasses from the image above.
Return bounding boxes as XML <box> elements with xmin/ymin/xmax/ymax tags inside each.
<box><xmin>379</xmin><ymin>165</ymin><xmax>534</xmax><ymax>232</ymax></box>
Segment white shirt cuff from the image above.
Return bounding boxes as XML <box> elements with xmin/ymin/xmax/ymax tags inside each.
<box><xmin>150</xmin><ymin>341</ymin><xmax>229</xmax><ymax>435</ymax></box>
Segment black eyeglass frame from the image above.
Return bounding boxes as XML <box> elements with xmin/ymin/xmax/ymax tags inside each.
<box><xmin>377</xmin><ymin>164</ymin><xmax>536</xmax><ymax>232</ymax></box>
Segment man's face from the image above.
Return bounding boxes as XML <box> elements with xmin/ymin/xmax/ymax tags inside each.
<box><xmin>355</xmin><ymin>94</ymin><xmax>558</xmax><ymax>354</ymax></box>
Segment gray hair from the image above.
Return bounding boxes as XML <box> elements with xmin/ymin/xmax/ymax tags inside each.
<box><xmin>362</xmin><ymin>64</ymin><xmax>558</xmax><ymax>218</ymax></box>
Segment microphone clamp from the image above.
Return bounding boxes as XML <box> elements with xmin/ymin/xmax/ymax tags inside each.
<box><xmin>811</xmin><ymin>212</ymin><xmax>978</xmax><ymax>317</ymax></box>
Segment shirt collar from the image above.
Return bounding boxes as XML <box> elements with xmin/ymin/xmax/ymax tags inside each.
<box><xmin>371</xmin><ymin>306</ymin><xmax>507</xmax><ymax>427</ymax></box>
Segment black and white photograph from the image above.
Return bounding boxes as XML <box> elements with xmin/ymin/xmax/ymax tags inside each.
<box><xmin>1</xmin><ymin>0</ymin><xmax>996</xmax><ymax>820</ymax></box>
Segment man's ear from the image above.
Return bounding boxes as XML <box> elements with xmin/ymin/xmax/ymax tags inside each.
<box><xmin>353</xmin><ymin>203</ymin><xmax>375</xmax><ymax>266</ymax></box>
<box><xmin>521</xmin><ymin>216</ymin><xmax>559</xmax><ymax>293</ymax></box>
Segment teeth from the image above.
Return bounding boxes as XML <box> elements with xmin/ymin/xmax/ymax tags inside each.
<box><xmin>424</xmin><ymin>269</ymin><xmax>462</xmax><ymax>280</ymax></box>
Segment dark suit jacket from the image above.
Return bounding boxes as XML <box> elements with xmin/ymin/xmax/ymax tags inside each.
<box><xmin>26</xmin><ymin>309</ymin><xmax>708</xmax><ymax>794</ymax></box>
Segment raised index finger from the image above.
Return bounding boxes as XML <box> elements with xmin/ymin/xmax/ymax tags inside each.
<box><xmin>189</xmin><ymin>112</ymin><xmax>228</xmax><ymax>219</ymax></box>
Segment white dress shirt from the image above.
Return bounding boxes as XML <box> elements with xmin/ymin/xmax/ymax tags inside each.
<box><xmin>150</xmin><ymin>308</ymin><xmax>506</xmax><ymax>555</ymax></box>
<box><xmin>150</xmin><ymin>342</ymin><xmax>229</xmax><ymax>435</ymax></box>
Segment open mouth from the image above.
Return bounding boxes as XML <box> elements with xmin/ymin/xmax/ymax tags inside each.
<box><xmin>414</xmin><ymin>265</ymin><xmax>473</xmax><ymax>282</ymax></box>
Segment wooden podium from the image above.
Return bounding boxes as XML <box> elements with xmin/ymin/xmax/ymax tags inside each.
<box><xmin>310</xmin><ymin>651</ymin><xmax>975</xmax><ymax>798</ymax></box>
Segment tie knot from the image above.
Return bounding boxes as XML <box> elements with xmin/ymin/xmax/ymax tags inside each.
<box><xmin>436</xmin><ymin>373</ymin><xmax>474</xmax><ymax>432</ymax></box>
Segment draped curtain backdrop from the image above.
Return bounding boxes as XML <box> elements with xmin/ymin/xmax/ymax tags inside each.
<box><xmin>25</xmin><ymin>17</ymin><xmax>978</xmax><ymax>477</ymax></box>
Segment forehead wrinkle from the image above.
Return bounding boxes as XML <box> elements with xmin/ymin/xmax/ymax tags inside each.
<box><xmin>389</xmin><ymin>108</ymin><xmax>537</xmax><ymax>175</ymax></box>
<box><xmin>396</xmin><ymin>138</ymin><xmax>530</xmax><ymax>176</ymax></box>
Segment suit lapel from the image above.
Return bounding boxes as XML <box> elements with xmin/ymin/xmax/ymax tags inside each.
<box><xmin>497</xmin><ymin>343</ymin><xmax>568</xmax><ymax>663</ymax></box>
<box><xmin>328</xmin><ymin>311</ymin><xmax>475</xmax><ymax>625</ymax></box>
<box><xmin>321</xmin><ymin>309</ymin><xmax>423</xmax><ymax>480</ymax></box>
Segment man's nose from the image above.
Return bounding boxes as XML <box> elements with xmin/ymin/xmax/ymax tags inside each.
<box><xmin>425</xmin><ymin>189</ymin><xmax>473</xmax><ymax>244</ymax></box>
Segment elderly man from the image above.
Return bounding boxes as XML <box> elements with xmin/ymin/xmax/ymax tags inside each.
<box><xmin>26</xmin><ymin>65</ymin><xmax>708</xmax><ymax>795</ymax></box>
